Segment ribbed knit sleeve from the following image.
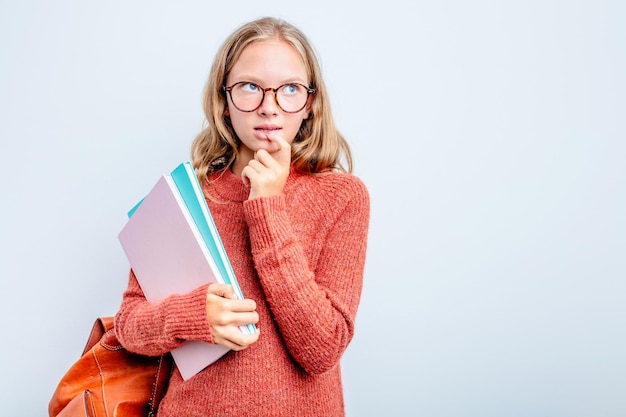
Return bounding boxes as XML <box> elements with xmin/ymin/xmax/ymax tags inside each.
<box><xmin>243</xmin><ymin>174</ymin><xmax>370</xmax><ymax>374</ymax></box>
<box><xmin>114</xmin><ymin>270</ymin><xmax>215</xmax><ymax>356</ymax></box>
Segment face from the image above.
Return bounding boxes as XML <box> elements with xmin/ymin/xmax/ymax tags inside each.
<box><xmin>225</xmin><ymin>38</ymin><xmax>311</xmax><ymax>162</ymax></box>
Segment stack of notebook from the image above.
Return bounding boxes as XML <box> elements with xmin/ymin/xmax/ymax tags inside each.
<box><xmin>118</xmin><ymin>162</ymin><xmax>257</xmax><ymax>380</ymax></box>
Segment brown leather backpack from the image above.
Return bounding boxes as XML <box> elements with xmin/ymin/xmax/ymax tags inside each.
<box><xmin>49</xmin><ymin>317</ymin><xmax>173</xmax><ymax>417</ymax></box>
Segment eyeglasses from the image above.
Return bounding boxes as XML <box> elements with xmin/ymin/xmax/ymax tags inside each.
<box><xmin>223</xmin><ymin>82</ymin><xmax>315</xmax><ymax>113</ymax></box>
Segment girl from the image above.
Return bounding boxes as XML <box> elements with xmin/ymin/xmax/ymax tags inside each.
<box><xmin>115</xmin><ymin>17</ymin><xmax>369</xmax><ymax>417</ymax></box>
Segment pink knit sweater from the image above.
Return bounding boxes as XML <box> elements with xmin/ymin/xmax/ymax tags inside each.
<box><xmin>115</xmin><ymin>168</ymin><xmax>370</xmax><ymax>416</ymax></box>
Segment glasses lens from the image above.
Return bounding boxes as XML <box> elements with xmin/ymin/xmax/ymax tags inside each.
<box><xmin>230</xmin><ymin>83</ymin><xmax>263</xmax><ymax>112</ymax></box>
<box><xmin>276</xmin><ymin>84</ymin><xmax>309</xmax><ymax>112</ymax></box>
<box><xmin>229</xmin><ymin>83</ymin><xmax>309</xmax><ymax>112</ymax></box>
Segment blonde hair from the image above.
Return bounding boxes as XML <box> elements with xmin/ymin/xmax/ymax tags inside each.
<box><xmin>191</xmin><ymin>17</ymin><xmax>352</xmax><ymax>184</ymax></box>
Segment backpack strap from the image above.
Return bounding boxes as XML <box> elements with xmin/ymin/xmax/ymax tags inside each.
<box><xmin>149</xmin><ymin>353</ymin><xmax>174</xmax><ymax>416</ymax></box>
<box><xmin>82</xmin><ymin>317</ymin><xmax>115</xmax><ymax>355</ymax></box>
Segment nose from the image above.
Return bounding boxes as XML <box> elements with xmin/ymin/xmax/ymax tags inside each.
<box><xmin>258</xmin><ymin>88</ymin><xmax>280</xmax><ymax>115</ymax></box>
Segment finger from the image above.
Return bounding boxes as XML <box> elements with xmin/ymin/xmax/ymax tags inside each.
<box><xmin>241</xmin><ymin>169</ymin><xmax>250</xmax><ymax>187</ymax></box>
<box><xmin>267</xmin><ymin>135</ymin><xmax>292</xmax><ymax>166</ymax></box>
<box><xmin>241</xmin><ymin>164</ymin><xmax>263</xmax><ymax>188</ymax></box>
<box><xmin>242</xmin><ymin>158</ymin><xmax>274</xmax><ymax>190</ymax></box>
<box><xmin>230</xmin><ymin>311</ymin><xmax>259</xmax><ymax>327</ymax></box>
<box><xmin>253</xmin><ymin>149</ymin><xmax>284</xmax><ymax>174</ymax></box>
<box><xmin>207</xmin><ymin>283</ymin><xmax>236</xmax><ymax>299</ymax></box>
<box><xmin>230</xmin><ymin>331</ymin><xmax>260</xmax><ymax>351</ymax></box>
<box><xmin>227</xmin><ymin>298</ymin><xmax>257</xmax><ymax>313</ymax></box>
<box><xmin>210</xmin><ymin>309</ymin><xmax>259</xmax><ymax>329</ymax></box>
<box><xmin>214</xmin><ymin>337</ymin><xmax>245</xmax><ymax>351</ymax></box>
<box><xmin>246</xmin><ymin>158</ymin><xmax>266</xmax><ymax>172</ymax></box>
<box><xmin>241</xmin><ymin>162</ymin><xmax>255</xmax><ymax>187</ymax></box>
<box><xmin>214</xmin><ymin>328</ymin><xmax>260</xmax><ymax>351</ymax></box>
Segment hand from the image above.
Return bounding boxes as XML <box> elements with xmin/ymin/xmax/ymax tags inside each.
<box><xmin>241</xmin><ymin>134</ymin><xmax>291</xmax><ymax>200</ymax></box>
<box><xmin>205</xmin><ymin>283</ymin><xmax>260</xmax><ymax>351</ymax></box>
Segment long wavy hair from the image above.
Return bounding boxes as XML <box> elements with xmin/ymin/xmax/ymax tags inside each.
<box><xmin>191</xmin><ymin>17</ymin><xmax>352</xmax><ymax>185</ymax></box>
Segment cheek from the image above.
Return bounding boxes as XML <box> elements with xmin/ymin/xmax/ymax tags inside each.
<box><xmin>227</xmin><ymin>111</ymin><xmax>248</xmax><ymax>132</ymax></box>
<box><xmin>284</xmin><ymin>119</ymin><xmax>307</xmax><ymax>143</ymax></box>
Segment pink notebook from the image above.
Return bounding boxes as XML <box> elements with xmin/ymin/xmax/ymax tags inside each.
<box><xmin>118</xmin><ymin>175</ymin><xmax>229</xmax><ymax>380</ymax></box>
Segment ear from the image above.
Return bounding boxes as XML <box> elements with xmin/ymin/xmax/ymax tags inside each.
<box><xmin>303</xmin><ymin>95</ymin><xmax>314</xmax><ymax>119</ymax></box>
<box><xmin>224</xmin><ymin>107</ymin><xmax>230</xmax><ymax>117</ymax></box>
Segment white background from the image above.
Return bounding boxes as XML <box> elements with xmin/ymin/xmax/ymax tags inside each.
<box><xmin>1</xmin><ymin>1</ymin><xmax>624</xmax><ymax>416</ymax></box>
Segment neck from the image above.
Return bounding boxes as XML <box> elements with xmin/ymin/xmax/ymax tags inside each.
<box><xmin>231</xmin><ymin>147</ymin><xmax>254</xmax><ymax>176</ymax></box>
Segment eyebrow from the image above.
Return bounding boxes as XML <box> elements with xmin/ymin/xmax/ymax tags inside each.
<box><xmin>228</xmin><ymin>76</ymin><xmax>309</xmax><ymax>86</ymax></box>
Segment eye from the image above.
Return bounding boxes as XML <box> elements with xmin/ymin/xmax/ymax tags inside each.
<box><xmin>280</xmin><ymin>84</ymin><xmax>301</xmax><ymax>96</ymax></box>
<box><xmin>239</xmin><ymin>82</ymin><xmax>259</xmax><ymax>93</ymax></box>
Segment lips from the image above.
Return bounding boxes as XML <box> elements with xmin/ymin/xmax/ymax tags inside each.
<box><xmin>254</xmin><ymin>125</ymin><xmax>281</xmax><ymax>139</ymax></box>
<box><xmin>254</xmin><ymin>124</ymin><xmax>281</xmax><ymax>133</ymax></box>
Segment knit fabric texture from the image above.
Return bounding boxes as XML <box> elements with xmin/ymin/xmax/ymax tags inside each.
<box><xmin>115</xmin><ymin>168</ymin><xmax>370</xmax><ymax>417</ymax></box>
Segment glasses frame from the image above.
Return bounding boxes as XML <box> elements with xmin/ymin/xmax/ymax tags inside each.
<box><xmin>223</xmin><ymin>82</ymin><xmax>316</xmax><ymax>113</ymax></box>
